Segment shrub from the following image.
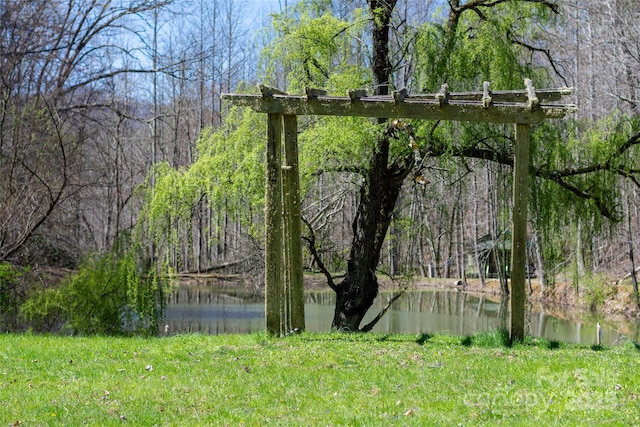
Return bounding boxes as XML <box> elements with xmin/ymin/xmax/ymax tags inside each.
<box><xmin>0</xmin><ymin>262</ymin><xmax>28</xmax><ymax>331</ymax></box>
<box><xmin>20</xmin><ymin>248</ymin><xmax>173</xmax><ymax>335</ymax></box>
<box><xmin>581</xmin><ymin>273</ymin><xmax>615</xmax><ymax>313</ymax></box>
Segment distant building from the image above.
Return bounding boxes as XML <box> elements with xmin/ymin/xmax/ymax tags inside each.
<box><xmin>465</xmin><ymin>232</ymin><xmax>535</xmax><ymax>279</ymax></box>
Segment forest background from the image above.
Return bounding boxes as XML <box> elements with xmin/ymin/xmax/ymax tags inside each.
<box><xmin>1</xmin><ymin>0</ymin><xmax>639</xmax><ymax>334</ymax></box>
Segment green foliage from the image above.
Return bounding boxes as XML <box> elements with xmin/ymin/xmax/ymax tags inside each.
<box><xmin>0</xmin><ymin>262</ymin><xmax>27</xmax><ymax>331</ymax></box>
<box><xmin>530</xmin><ymin>114</ymin><xmax>639</xmax><ymax>278</ymax></box>
<box><xmin>20</xmin><ymin>245</ymin><xmax>171</xmax><ymax>336</ymax></box>
<box><xmin>414</xmin><ymin>3</ymin><xmax>551</xmax><ymax>92</ymax></box>
<box><xmin>131</xmin><ymin>1</ymin><xmax>378</xmax><ymax>270</ymax></box>
<box><xmin>581</xmin><ymin>273</ymin><xmax>617</xmax><ymax>313</ymax></box>
<box><xmin>299</xmin><ymin>116</ymin><xmax>380</xmax><ymax>183</ymax></box>
<box><xmin>192</xmin><ymin>107</ymin><xmax>267</xmax><ymax>214</ymax></box>
<box><xmin>18</xmin><ymin>280</ymin><xmax>66</xmax><ymax>333</ymax></box>
<box><xmin>136</xmin><ymin>106</ymin><xmax>267</xmax><ymax>262</ymax></box>
<box><xmin>262</xmin><ymin>4</ymin><xmax>370</xmax><ymax>93</ymax></box>
<box><xmin>0</xmin><ymin>262</ymin><xmax>22</xmax><ymax>308</ymax></box>
<box><xmin>462</xmin><ymin>328</ymin><xmax>512</xmax><ymax>348</ymax></box>
<box><xmin>139</xmin><ymin>162</ymin><xmax>196</xmax><ymax>249</ymax></box>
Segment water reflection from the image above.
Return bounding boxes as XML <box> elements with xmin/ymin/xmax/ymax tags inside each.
<box><xmin>166</xmin><ymin>286</ymin><xmax>263</xmax><ymax>335</ymax></box>
<box><xmin>165</xmin><ymin>285</ymin><xmax>639</xmax><ymax>346</ymax></box>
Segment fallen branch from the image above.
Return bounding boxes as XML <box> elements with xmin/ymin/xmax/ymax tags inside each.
<box><xmin>615</xmin><ymin>266</ymin><xmax>640</xmax><ymax>285</ymax></box>
<box><xmin>183</xmin><ymin>259</ymin><xmax>247</xmax><ymax>275</ymax></box>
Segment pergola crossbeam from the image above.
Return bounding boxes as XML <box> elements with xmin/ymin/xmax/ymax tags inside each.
<box><xmin>223</xmin><ymin>83</ymin><xmax>575</xmax><ymax>125</ymax></box>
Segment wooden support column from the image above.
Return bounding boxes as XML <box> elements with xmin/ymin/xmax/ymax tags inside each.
<box><xmin>282</xmin><ymin>115</ymin><xmax>305</xmax><ymax>332</ymax></box>
<box><xmin>510</xmin><ymin>122</ymin><xmax>530</xmax><ymax>342</ymax></box>
<box><xmin>265</xmin><ymin>113</ymin><xmax>283</xmax><ymax>335</ymax></box>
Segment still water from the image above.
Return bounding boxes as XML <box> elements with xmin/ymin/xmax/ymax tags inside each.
<box><xmin>165</xmin><ymin>283</ymin><xmax>639</xmax><ymax>346</ymax></box>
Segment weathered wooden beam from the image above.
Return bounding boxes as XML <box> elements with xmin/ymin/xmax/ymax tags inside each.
<box><xmin>221</xmin><ymin>93</ymin><xmax>576</xmax><ymax>124</ymax></box>
<box><xmin>282</xmin><ymin>114</ymin><xmax>305</xmax><ymax>332</ymax></box>
<box><xmin>265</xmin><ymin>113</ymin><xmax>284</xmax><ymax>335</ymax></box>
<box><xmin>248</xmin><ymin>84</ymin><xmax>574</xmax><ymax>102</ymax></box>
<box><xmin>510</xmin><ymin>122</ymin><xmax>530</xmax><ymax>343</ymax></box>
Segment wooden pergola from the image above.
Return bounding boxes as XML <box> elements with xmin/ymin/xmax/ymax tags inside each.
<box><xmin>222</xmin><ymin>79</ymin><xmax>576</xmax><ymax>340</ymax></box>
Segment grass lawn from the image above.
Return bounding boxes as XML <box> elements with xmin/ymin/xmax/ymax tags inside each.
<box><xmin>1</xmin><ymin>331</ymin><xmax>638</xmax><ymax>426</ymax></box>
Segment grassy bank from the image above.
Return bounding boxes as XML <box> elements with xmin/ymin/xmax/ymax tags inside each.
<box><xmin>1</xmin><ymin>332</ymin><xmax>638</xmax><ymax>426</ymax></box>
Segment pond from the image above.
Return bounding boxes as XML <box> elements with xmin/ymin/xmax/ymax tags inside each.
<box><xmin>165</xmin><ymin>282</ymin><xmax>640</xmax><ymax>346</ymax></box>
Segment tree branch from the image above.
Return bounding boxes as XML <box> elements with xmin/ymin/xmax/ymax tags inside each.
<box><xmin>507</xmin><ymin>30</ymin><xmax>569</xmax><ymax>86</ymax></box>
<box><xmin>359</xmin><ymin>287</ymin><xmax>407</xmax><ymax>332</ymax></box>
<box><xmin>452</xmin><ymin>0</ymin><xmax>559</xmax><ymax>15</ymax></box>
<box><xmin>421</xmin><ymin>130</ymin><xmax>640</xmax><ymax>220</ymax></box>
<box><xmin>301</xmin><ymin>217</ymin><xmax>339</xmax><ymax>292</ymax></box>
<box><xmin>311</xmin><ymin>165</ymin><xmax>365</xmax><ymax>178</ymax></box>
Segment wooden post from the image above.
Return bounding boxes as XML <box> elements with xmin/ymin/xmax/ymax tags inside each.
<box><xmin>510</xmin><ymin>122</ymin><xmax>530</xmax><ymax>342</ymax></box>
<box><xmin>265</xmin><ymin>113</ymin><xmax>284</xmax><ymax>335</ymax></box>
<box><xmin>282</xmin><ymin>115</ymin><xmax>305</xmax><ymax>332</ymax></box>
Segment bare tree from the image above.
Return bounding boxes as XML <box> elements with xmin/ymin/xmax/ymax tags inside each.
<box><xmin>0</xmin><ymin>0</ymin><xmax>173</xmax><ymax>264</ymax></box>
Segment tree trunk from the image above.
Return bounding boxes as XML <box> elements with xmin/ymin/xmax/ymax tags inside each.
<box><xmin>331</xmin><ymin>0</ymin><xmax>400</xmax><ymax>331</ymax></box>
<box><xmin>331</xmin><ymin>138</ymin><xmax>405</xmax><ymax>330</ymax></box>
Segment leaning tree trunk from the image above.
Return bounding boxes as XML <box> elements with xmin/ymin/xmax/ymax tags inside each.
<box><xmin>331</xmin><ymin>0</ymin><xmax>401</xmax><ymax>331</ymax></box>
<box><xmin>332</xmin><ymin>138</ymin><xmax>406</xmax><ymax>330</ymax></box>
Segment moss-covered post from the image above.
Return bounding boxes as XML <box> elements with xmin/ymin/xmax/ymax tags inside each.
<box><xmin>282</xmin><ymin>114</ymin><xmax>305</xmax><ymax>332</ymax></box>
<box><xmin>265</xmin><ymin>113</ymin><xmax>283</xmax><ymax>335</ymax></box>
<box><xmin>510</xmin><ymin>122</ymin><xmax>530</xmax><ymax>342</ymax></box>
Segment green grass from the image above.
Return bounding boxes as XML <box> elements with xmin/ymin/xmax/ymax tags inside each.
<box><xmin>1</xmin><ymin>331</ymin><xmax>639</xmax><ymax>426</ymax></box>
